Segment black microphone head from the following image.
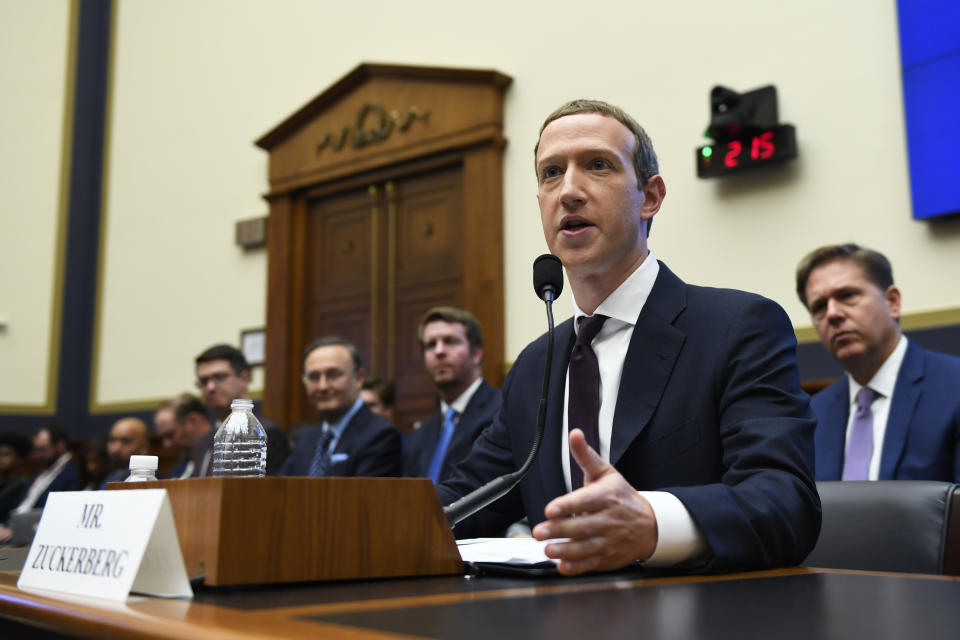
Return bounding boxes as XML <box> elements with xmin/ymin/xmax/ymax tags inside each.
<box><xmin>533</xmin><ymin>254</ymin><xmax>563</xmax><ymax>301</ymax></box>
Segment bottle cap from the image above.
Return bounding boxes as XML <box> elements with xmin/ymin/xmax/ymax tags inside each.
<box><xmin>129</xmin><ymin>455</ymin><xmax>158</xmax><ymax>470</ymax></box>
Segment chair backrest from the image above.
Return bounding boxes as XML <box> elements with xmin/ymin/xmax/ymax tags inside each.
<box><xmin>804</xmin><ymin>481</ymin><xmax>960</xmax><ymax>575</ymax></box>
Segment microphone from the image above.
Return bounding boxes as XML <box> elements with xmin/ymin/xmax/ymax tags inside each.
<box><xmin>533</xmin><ymin>253</ymin><xmax>564</xmax><ymax>303</ymax></box>
<box><xmin>443</xmin><ymin>254</ymin><xmax>563</xmax><ymax>527</ymax></box>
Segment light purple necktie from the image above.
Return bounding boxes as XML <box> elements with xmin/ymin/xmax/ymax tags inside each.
<box><xmin>842</xmin><ymin>387</ymin><xmax>879</xmax><ymax>481</ymax></box>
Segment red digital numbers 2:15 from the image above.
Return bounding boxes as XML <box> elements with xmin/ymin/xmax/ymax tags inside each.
<box><xmin>724</xmin><ymin>131</ymin><xmax>776</xmax><ymax>168</ymax></box>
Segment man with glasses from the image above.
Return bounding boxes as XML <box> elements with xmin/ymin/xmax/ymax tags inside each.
<box><xmin>193</xmin><ymin>344</ymin><xmax>290</xmax><ymax>475</ymax></box>
<box><xmin>281</xmin><ymin>337</ymin><xmax>402</xmax><ymax>477</ymax></box>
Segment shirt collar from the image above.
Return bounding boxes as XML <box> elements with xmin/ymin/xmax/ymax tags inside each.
<box><xmin>847</xmin><ymin>334</ymin><xmax>908</xmax><ymax>403</ymax></box>
<box><xmin>324</xmin><ymin>397</ymin><xmax>365</xmax><ymax>436</ymax></box>
<box><xmin>572</xmin><ymin>250</ymin><xmax>660</xmax><ymax>329</ymax></box>
<box><xmin>440</xmin><ymin>376</ymin><xmax>484</xmax><ymax>416</ymax></box>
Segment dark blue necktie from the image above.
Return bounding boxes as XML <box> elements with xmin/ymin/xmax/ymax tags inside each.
<box><xmin>308</xmin><ymin>427</ymin><xmax>336</xmax><ymax>477</ymax></box>
<box><xmin>569</xmin><ymin>314</ymin><xmax>608</xmax><ymax>490</ymax></box>
<box><xmin>427</xmin><ymin>408</ymin><xmax>457</xmax><ymax>484</ymax></box>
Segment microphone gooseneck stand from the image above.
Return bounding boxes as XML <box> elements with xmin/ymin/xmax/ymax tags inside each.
<box><xmin>443</xmin><ymin>254</ymin><xmax>563</xmax><ymax>527</ymax></box>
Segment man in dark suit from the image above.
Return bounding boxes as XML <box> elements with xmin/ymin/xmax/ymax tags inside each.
<box><xmin>11</xmin><ymin>425</ymin><xmax>79</xmax><ymax>513</ymax></box>
<box><xmin>282</xmin><ymin>337</ymin><xmax>402</xmax><ymax>477</ymax></box>
<box><xmin>438</xmin><ymin>99</ymin><xmax>820</xmax><ymax>575</ymax></box>
<box><xmin>796</xmin><ymin>243</ymin><xmax>960</xmax><ymax>481</ymax></box>
<box><xmin>406</xmin><ymin>307</ymin><xmax>501</xmax><ymax>483</ymax></box>
<box><xmin>155</xmin><ymin>394</ymin><xmax>213</xmax><ymax>479</ymax></box>
<box><xmin>100</xmin><ymin>417</ymin><xmax>151</xmax><ymax>486</ymax></box>
<box><xmin>194</xmin><ymin>344</ymin><xmax>290</xmax><ymax>475</ymax></box>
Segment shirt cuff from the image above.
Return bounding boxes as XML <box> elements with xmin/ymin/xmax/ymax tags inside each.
<box><xmin>638</xmin><ymin>490</ymin><xmax>707</xmax><ymax>567</ymax></box>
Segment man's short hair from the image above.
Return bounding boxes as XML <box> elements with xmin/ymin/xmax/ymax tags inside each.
<box><xmin>37</xmin><ymin>423</ymin><xmax>70</xmax><ymax>446</ymax></box>
<box><xmin>534</xmin><ymin>100</ymin><xmax>660</xmax><ymax>234</ymax></box>
<box><xmin>417</xmin><ymin>306</ymin><xmax>484</xmax><ymax>351</ymax></box>
<box><xmin>0</xmin><ymin>431</ymin><xmax>32</xmax><ymax>458</ymax></box>
<box><xmin>795</xmin><ymin>243</ymin><xmax>895</xmax><ymax>308</ymax></box>
<box><xmin>194</xmin><ymin>344</ymin><xmax>250</xmax><ymax>375</ymax></box>
<box><xmin>160</xmin><ymin>393</ymin><xmax>209</xmax><ymax>422</ymax></box>
<box><xmin>302</xmin><ymin>336</ymin><xmax>363</xmax><ymax>373</ymax></box>
<box><xmin>362</xmin><ymin>376</ymin><xmax>395</xmax><ymax>407</ymax></box>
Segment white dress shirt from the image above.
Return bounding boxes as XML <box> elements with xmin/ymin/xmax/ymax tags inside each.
<box><xmin>14</xmin><ymin>452</ymin><xmax>72</xmax><ymax>515</ymax></box>
<box><xmin>440</xmin><ymin>376</ymin><xmax>484</xmax><ymax>428</ymax></box>
<box><xmin>560</xmin><ymin>251</ymin><xmax>706</xmax><ymax>566</ymax></box>
<box><xmin>845</xmin><ymin>335</ymin><xmax>908</xmax><ymax>480</ymax></box>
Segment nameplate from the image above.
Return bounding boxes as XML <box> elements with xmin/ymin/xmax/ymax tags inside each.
<box><xmin>17</xmin><ymin>490</ymin><xmax>192</xmax><ymax>601</ymax></box>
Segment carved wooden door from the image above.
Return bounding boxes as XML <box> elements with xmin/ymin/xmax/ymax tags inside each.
<box><xmin>257</xmin><ymin>64</ymin><xmax>510</xmax><ymax>430</ymax></box>
<box><xmin>305</xmin><ymin>164</ymin><xmax>464</xmax><ymax>431</ymax></box>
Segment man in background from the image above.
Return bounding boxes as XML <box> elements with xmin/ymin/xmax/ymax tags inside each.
<box><xmin>282</xmin><ymin>337</ymin><xmax>402</xmax><ymax>477</ymax></box>
<box><xmin>360</xmin><ymin>376</ymin><xmax>396</xmax><ymax>422</ymax></box>
<box><xmin>194</xmin><ymin>344</ymin><xmax>290</xmax><ymax>475</ymax></box>
<box><xmin>155</xmin><ymin>394</ymin><xmax>215</xmax><ymax>479</ymax></box>
<box><xmin>101</xmin><ymin>417</ymin><xmax>151</xmax><ymax>485</ymax></box>
<box><xmin>407</xmin><ymin>307</ymin><xmax>501</xmax><ymax>484</ymax></box>
<box><xmin>797</xmin><ymin>243</ymin><xmax>960</xmax><ymax>481</ymax></box>
<box><xmin>11</xmin><ymin>425</ymin><xmax>78</xmax><ymax>515</ymax></box>
<box><xmin>0</xmin><ymin>431</ymin><xmax>32</xmax><ymax>530</ymax></box>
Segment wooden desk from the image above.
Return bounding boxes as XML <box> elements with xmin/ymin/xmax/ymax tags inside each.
<box><xmin>3</xmin><ymin>555</ymin><xmax>960</xmax><ymax>639</ymax></box>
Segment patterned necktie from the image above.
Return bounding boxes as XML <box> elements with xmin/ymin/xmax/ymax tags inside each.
<box><xmin>842</xmin><ymin>387</ymin><xmax>879</xmax><ymax>481</ymax></box>
<box><xmin>308</xmin><ymin>427</ymin><xmax>336</xmax><ymax>477</ymax></box>
<box><xmin>569</xmin><ymin>314</ymin><xmax>608</xmax><ymax>490</ymax></box>
<box><xmin>427</xmin><ymin>408</ymin><xmax>458</xmax><ymax>484</ymax></box>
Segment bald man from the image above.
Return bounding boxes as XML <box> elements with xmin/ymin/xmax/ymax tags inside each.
<box><xmin>101</xmin><ymin>417</ymin><xmax>151</xmax><ymax>486</ymax></box>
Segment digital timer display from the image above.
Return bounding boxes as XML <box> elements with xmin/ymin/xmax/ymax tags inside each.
<box><xmin>696</xmin><ymin>124</ymin><xmax>797</xmax><ymax>178</ymax></box>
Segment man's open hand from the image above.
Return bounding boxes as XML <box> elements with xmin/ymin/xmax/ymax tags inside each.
<box><xmin>532</xmin><ymin>429</ymin><xmax>658</xmax><ymax>575</ymax></box>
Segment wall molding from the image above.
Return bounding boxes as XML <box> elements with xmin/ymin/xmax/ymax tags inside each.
<box><xmin>795</xmin><ymin>306</ymin><xmax>960</xmax><ymax>344</ymax></box>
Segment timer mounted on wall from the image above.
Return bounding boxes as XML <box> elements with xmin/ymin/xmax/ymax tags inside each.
<box><xmin>696</xmin><ymin>85</ymin><xmax>797</xmax><ymax>178</ymax></box>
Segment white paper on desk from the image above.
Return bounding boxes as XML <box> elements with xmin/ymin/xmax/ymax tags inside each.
<box><xmin>457</xmin><ymin>537</ymin><xmax>567</xmax><ymax>565</ymax></box>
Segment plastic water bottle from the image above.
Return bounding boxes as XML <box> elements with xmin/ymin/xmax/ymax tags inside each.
<box><xmin>125</xmin><ymin>455</ymin><xmax>158</xmax><ymax>482</ymax></box>
<box><xmin>212</xmin><ymin>398</ymin><xmax>267</xmax><ymax>477</ymax></box>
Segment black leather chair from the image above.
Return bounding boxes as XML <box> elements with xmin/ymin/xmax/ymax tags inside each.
<box><xmin>803</xmin><ymin>481</ymin><xmax>960</xmax><ymax>575</ymax></box>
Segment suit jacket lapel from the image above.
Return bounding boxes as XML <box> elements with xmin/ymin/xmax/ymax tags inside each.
<box><xmin>816</xmin><ymin>381</ymin><xmax>849</xmax><ymax>480</ymax></box>
<box><xmin>331</xmin><ymin>408</ymin><xmax>366</xmax><ymax>475</ymax></box>
<box><xmin>537</xmin><ymin>319</ymin><xmax>575</xmax><ymax>502</ymax></box>
<box><xmin>442</xmin><ymin>381</ymin><xmax>492</xmax><ymax>473</ymax></box>
<box><xmin>456</xmin><ymin>381</ymin><xmax>491</xmax><ymax>439</ymax></box>
<box><xmin>610</xmin><ymin>263</ymin><xmax>686</xmax><ymax>466</ymax></box>
<box><xmin>879</xmin><ymin>342</ymin><xmax>924</xmax><ymax>479</ymax></box>
<box><xmin>417</xmin><ymin>412</ymin><xmax>443</xmax><ymax>474</ymax></box>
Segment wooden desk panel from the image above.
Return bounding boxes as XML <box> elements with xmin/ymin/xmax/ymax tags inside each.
<box><xmin>3</xmin><ymin>565</ymin><xmax>960</xmax><ymax>639</ymax></box>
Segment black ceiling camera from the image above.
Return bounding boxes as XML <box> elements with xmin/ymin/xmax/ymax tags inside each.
<box><xmin>697</xmin><ymin>84</ymin><xmax>797</xmax><ymax>178</ymax></box>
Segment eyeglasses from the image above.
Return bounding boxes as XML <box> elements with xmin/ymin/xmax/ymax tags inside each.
<box><xmin>302</xmin><ymin>370</ymin><xmax>346</xmax><ymax>385</ymax></box>
<box><xmin>195</xmin><ymin>371</ymin><xmax>233</xmax><ymax>388</ymax></box>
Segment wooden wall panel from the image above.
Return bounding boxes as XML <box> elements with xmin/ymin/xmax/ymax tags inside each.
<box><xmin>259</xmin><ymin>64</ymin><xmax>510</xmax><ymax>429</ymax></box>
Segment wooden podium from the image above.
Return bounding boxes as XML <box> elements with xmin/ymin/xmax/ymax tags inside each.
<box><xmin>110</xmin><ymin>477</ymin><xmax>463</xmax><ymax>586</ymax></box>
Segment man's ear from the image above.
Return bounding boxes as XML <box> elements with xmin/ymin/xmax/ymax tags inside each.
<box><xmin>471</xmin><ymin>346</ymin><xmax>484</xmax><ymax>367</ymax></box>
<box><xmin>885</xmin><ymin>285</ymin><xmax>902</xmax><ymax>322</ymax></box>
<box><xmin>640</xmin><ymin>175</ymin><xmax>666</xmax><ymax>222</ymax></box>
<box><xmin>355</xmin><ymin>368</ymin><xmax>367</xmax><ymax>387</ymax></box>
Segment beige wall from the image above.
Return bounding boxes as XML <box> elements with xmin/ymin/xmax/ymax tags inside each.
<box><xmin>0</xmin><ymin>0</ymin><xmax>72</xmax><ymax>409</ymax></box>
<box><xmin>3</xmin><ymin>0</ymin><xmax>959</xmax><ymax>410</ymax></box>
